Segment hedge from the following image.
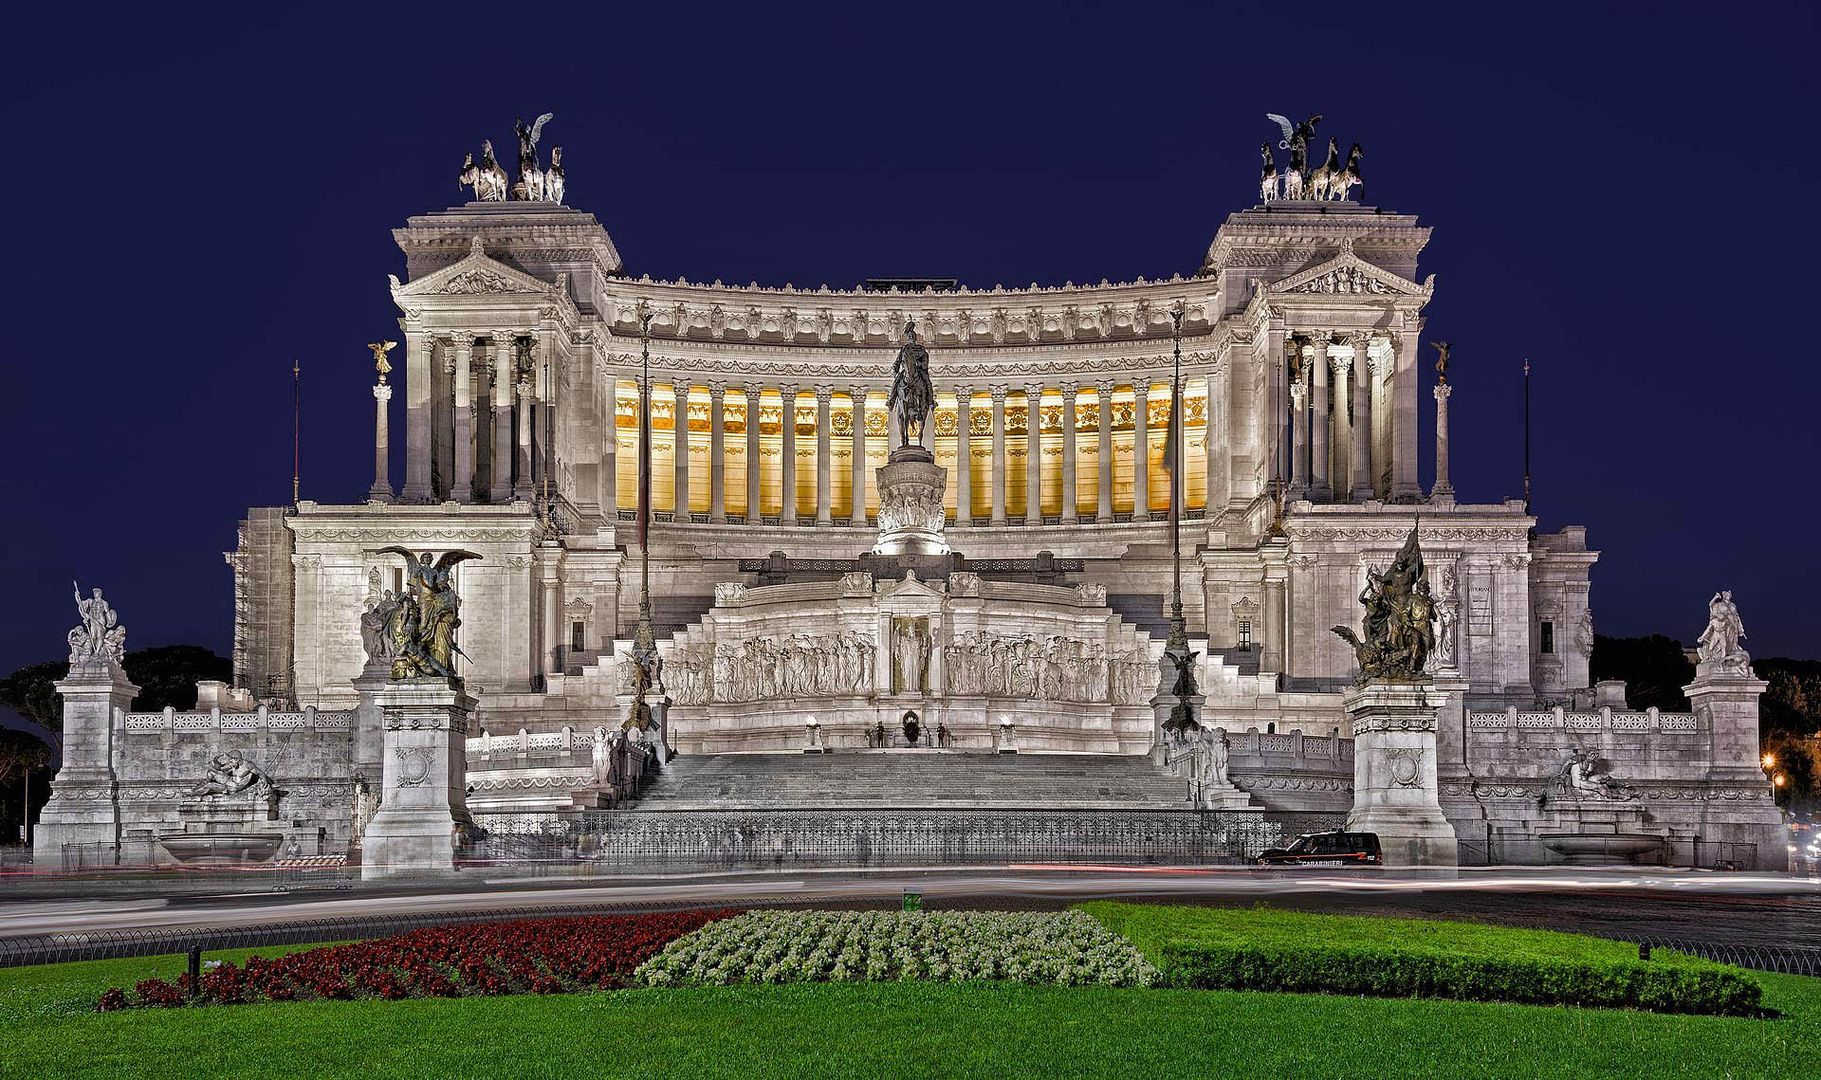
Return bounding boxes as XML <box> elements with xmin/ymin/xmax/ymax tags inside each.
<box><xmin>1155</xmin><ymin>941</ymin><xmax>1762</xmax><ymax>1017</ymax></box>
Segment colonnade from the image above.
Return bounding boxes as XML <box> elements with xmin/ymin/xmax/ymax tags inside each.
<box><xmin>398</xmin><ymin>331</ymin><xmax>553</xmax><ymax>505</ymax></box>
<box><xmin>1276</xmin><ymin>331</ymin><xmax>1414</xmax><ymax>504</ymax></box>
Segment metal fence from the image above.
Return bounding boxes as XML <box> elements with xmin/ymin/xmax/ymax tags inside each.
<box><xmin>466</xmin><ymin>808</ymin><xmax>1350</xmax><ymax>871</ymax></box>
<box><xmin>1617</xmin><ymin>936</ymin><xmax>1821</xmax><ymax>977</ymax></box>
<box><xmin>1456</xmin><ymin>837</ymin><xmax>1762</xmax><ymax>870</ymax></box>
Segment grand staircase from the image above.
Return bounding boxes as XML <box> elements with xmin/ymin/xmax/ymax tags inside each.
<box><xmin>629</xmin><ymin>751</ymin><xmax>1194</xmax><ymax>811</ymax></box>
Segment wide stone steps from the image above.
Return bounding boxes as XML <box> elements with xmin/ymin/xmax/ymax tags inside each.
<box><xmin>630</xmin><ymin>751</ymin><xmax>1195</xmax><ymax>810</ymax></box>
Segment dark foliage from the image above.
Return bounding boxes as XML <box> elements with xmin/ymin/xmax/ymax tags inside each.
<box><xmin>1157</xmin><ymin>942</ymin><xmax>1762</xmax><ymax>1017</ymax></box>
<box><xmin>1757</xmin><ymin>657</ymin><xmax>1821</xmax><ymax>738</ymax></box>
<box><xmin>0</xmin><ymin>662</ymin><xmax>63</xmax><ymax>731</ymax></box>
<box><xmin>0</xmin><ymin>647</ymin><xmax>231</xmax><ymax>732</ymax></box>
<box><xmin>1590</xmin><ymin>634</ymin><xmax>1694</xmax><ymax>712</ymax></box>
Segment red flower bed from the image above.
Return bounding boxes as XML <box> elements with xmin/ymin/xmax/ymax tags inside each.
<box><xmin>97</xmin><ymin>910</ymin><xmax>737</xmax><ymax>1010</ymax></box>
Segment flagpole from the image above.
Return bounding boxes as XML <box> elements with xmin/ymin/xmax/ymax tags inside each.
<box><xmin>291</xmin><ymin>358</ymin><xmax>301</xmax><ymax>510</ymax></box>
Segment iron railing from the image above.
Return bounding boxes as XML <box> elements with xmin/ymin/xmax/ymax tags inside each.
<box><xmin>465</xmin><ymin>808</ymin><xmax>1349</xmax><ymax>871</ymax></box>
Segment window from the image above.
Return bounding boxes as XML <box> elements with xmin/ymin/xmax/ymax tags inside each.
<box><xmin>1237</xmin><ymin>619</ymin><xmax>1252</xmax><ymax>649</ymax></box>
<box><xmin>1540</xmin><ymin>621</ymin><xmax>1555</xmax><ymax>655</ymax></box>
<box><xmin>571</xmin><ymin>621</ymin><xmax>586</xmax><ymax>652</ymax></box>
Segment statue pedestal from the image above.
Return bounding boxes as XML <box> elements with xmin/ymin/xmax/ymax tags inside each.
<box><xmin>873</xmin><ymin>446</ymin><xmax>949</xmax><ymax>557</ymax></box>
<box><xmin>1344</xmin><ymin>680</ymin><xmax>1457</xmax><ymax>866</ymax></box>
<box><xmin>360</xmin><ymin>679</ymin><xmax>475</xmax><ymax>879</ymax></box>
<box><xmin>33</xmin><ymin>663</ymin><xmax>138</xmax><ymax>866</ymax></box>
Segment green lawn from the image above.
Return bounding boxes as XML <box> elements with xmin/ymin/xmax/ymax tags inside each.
<box><xmin>2</xmin><ymin>918</ymin><xmax>1815</xmax><ymax>1078</ymax></box>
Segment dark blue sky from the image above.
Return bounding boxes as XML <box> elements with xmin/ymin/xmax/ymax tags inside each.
<box><xmin>1</xmin><ymin>1</ymin><xmax>1816</xmax><ymax>673</ymax></box>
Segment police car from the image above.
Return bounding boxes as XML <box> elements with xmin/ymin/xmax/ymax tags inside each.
<box><xmin>1257</xmin><ymin>830</ymin><xmax>1383</xmax><ymax>867</ymax></box>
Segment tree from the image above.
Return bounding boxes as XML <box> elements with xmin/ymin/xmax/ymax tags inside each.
<box><xmin>1757</xmin><ymin>657</ymin><xmax>1821</xmax><ymax>738</ymax></box>
<box><xmin>0</xmin><ymin>647</ymin><xmax>232</xmax><ymax>731</ymax></box>
<box><xmin>0</xmin><ymin>729</ymin><xmax>53</xmax><ymax>847</ymax></box>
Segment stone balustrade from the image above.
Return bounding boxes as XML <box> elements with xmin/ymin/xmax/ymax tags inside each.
<box><xmin>122</xmin><ymin>706</ymin><xmax>354</xmax><ymax>734</ymax></box>
<box><xmin>1466</xmin><ymin>706</ymin><xmax>1699</xmax><ymax>734</ymax></box>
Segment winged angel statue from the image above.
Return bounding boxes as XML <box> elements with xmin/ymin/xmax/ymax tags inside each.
<box><xmin>374</xmin><ymin>547</ymin><xmax>484</xmax><ymax>680</ymax></box>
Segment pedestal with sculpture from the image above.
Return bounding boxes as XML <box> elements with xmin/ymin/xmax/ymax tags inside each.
<box><xmin>1332</xmin><ymin>526</ymin><xmax>1457</xmax><ymax>865</ymax></box>
<box><xmin>874</xmin><ymin>322</ymin><xmax>949</xmax><ymax>558</ymax></box>
<box><xmin>358</xmin><ymin>547</ymin><xmax>481</xmax><ymax>879</ymax></box>
<box><xmin>1678</xmin><ymin>590</ymin><xmax>1787</xmax><ymax>869</ymax></box>
<box><xmin>34</xmin><ymin>586</ymin><xmax>136</xmax><ymax>865</ymax></box>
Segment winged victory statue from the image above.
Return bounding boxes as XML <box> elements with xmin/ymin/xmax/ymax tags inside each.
<box><xmin>374</xmin><ymin>547</ymin><xmax>484</xmax><ymax>680</ymax></box>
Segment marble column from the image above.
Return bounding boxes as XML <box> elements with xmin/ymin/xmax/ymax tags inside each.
<box><xmin>708</xmin><ymin>382</ymin><xmax>727</xmax><ymax>523</ymax></box>
<box><xmin>1056</xmin><ymin>382</ymin><xmax>1079</xmax><ymax>524</ymax></box>
<box><xmin>1204</xmin><ymin>367</ymin><xmax>1224</xmax><ymax>514</ymax></box>
<box><xmin>1023</xmin><ymin>383</ymin><xmax>1043</xmax><ymax>523</ymax></box>
<box><xmin>1327</xmin><ymin>352</ymin><xmax>1351</xmax><ymax>507</ymax></box>
<box><xmin>402</xmin><ymin>331</ymin><xmax>434</xmax><ymax>502</ymax></box>
<box><xmin>452</xmin><ymin>336</ymin><xmax>474</xmax><ymax>502</ymax></box>
<box><xmin>599</xmin><ymin>373</ymin><xmax>618</xmax><ymax>516</ymax></box>
<box><xmin>491</xmin><ymin>342</ymin><xmax>513</xmax><ymax>503</ymax></box>
<box><xmin>1262</xmin><ymin>572</ymin><xmax>1287</xmax><ymax>674</ymax></box>
<box><xmin>744</xmin><ymin>383</ymin><xmax>763</xmax><ymax>521</ymax></box>
<box><xmin>1431</xmin><ymin>382</ymin><xmax>1455</xmax><ymax>500</ymax></box>
<box><xmin>989</xmin><ymin>385</ymin><xmax>1008</xmax><ymax>524</ymax></box>
<box><xmin>514</xmin><ymin>371</ymin><xmax>535</xmax><ymax>501</ymax></box>
<box><xmin>369</xmin><ymin>380</ymin><xmax>394</xmax><ymax>502</ymax></box>
<box><xmin>1390</xmin><ymin>329</ymin><xmax>1423</xmax><ymax>501</ymax></box>
<box><xmin>850</xmin><ymin>388</ymin><xmax>867</xmax><ymax>526</ymax></box>
<box><xmin>1132</xmin><ymin>381</ymin><xmax>1150</xmax><ymax>521</ymax></box>
<box><xmin>672</xmin><ymin>383</ymin><xmax>691</xmax><ymax>519</ymax></box>
<box><xmin>1310</xmin><ymin>337</ymin><xmax>1331</xmax><ymax>501</ymax></box>
<box><xmin>814</xmin><ymin>385</ymin><xmax>833</xmax><ymax>525</ymax></box>
<box><xmin>954</xmin><ymin>386</ymin><xmax>973</xmax><ymax>527</ymax></box>
<box><xmin>1289</xmin><ymin>371</ymin><xmax>1309</xmax><ymax>497</ymax></box>
<box><xmin>779</xmin><ymin>384</ymin><xmax>798</xmax><ymax>524</ymax></box>
<box><xmin>1095</xmin><ymin>380</ymin><xmax>1114</xmax><ymax>521</ymax></box>
<box><xmin>1368</xmin><ymin>350</ymin><xmax>1392</xmax><ymax>500</ymax></box>
<box><xmin>1348</xmin><ymin>335</ymin><xmax>1373</xmax><ymax>501</ymax></box>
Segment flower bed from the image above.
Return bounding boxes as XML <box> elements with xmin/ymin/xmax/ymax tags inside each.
<box><xmin>96</xmin><ymin>911</ymin><xmax>737</xmax><ymax>1010</ymax></box>
<box><xmin>636</xmin><ymin>909</ymin><xmax>1157</xmax><ymax>988</ymax></box>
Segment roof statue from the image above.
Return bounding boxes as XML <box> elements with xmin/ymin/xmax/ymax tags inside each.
<box><xmin>886</xmin><ymin>320</ymin><xmax>934</xmax><ymax>448</ymax></box>
<box><xmin>67</xmin><ymin>582</ymin><xmax>125</xmax><ymax>670</ymax></box>
<box><xmin>459</xmin><ymin>116</ymin><xmax>563</xmax><ymax>203</ymax></box>
<box><xmin>373</xmin><ymin>546</ymin><xmax>484</xmax><ymax>680</ymax></box>
<box><xmin>366</xmin><ymin>340</ymin><xmax>397</xmax><ymax>382</ymax></box>
<box><xmin>1695</xmin><ymin>590</ymin><xmax>1752</xmax><ymax>675</ymax></box>
<box><xmin>1332</xmin><ymin>524</ymin><xmax>1436</xmax><ymax>682</ymax></box>
<box><xmin>511</xmin><ymin>113</ymin><xmax>556</xmax><ymax>201</ymax></box>
<box><xmin>1260</xmin><ymin>114</ymin><xmax>1361</xmax><ymax>203</ymax></box>
<box><xmin>1432</xmin><ymin>340</ymin><xmax>1451</xmax><ymax>384</ymax></box>
<box><xmin>459</xmin><ymin>140</ymin><xmax>510</xmax><ymax>202</ymax></box>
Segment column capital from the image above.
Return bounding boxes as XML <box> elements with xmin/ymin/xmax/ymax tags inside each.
<box><xmin>1095</xmin><ymin>378</ymin><xmax>1116</xmax><ymax>396</ymax></box>
<box><xmin>742</xmin><ymin>382</ymin><xmax>764</xmax><ymax>400</ymax></box>
<box><xmin>1367</xmin><ymin>351</ymin><xmax>1394</xmax><ymax>379</ymax></box>
<box><xmin>1289</xmin><ymin>381</ymin><xmax>1307</xmax><ymax>407</ymax></box>
<box><xmin>707</xmin><ymin>380</ymin><xmax>727</xmax><ymax>400</ymax></box>
<box><xmin>1022</xmin><ymin>382</ymin><xmax>1044</xmax><ymax>399</ymax></box>
<box><xmin>953</xmin><ymin>384</ymin><xmax>976</xmax><ymax>400</ymax></box>
<box><xmin>374</xmin><ymin>382</ymin><xmax>393</xmax><ymax>402</ymax></box>
<box><xmin>1328</xmin><ymin>350</ymin><xmax>1353</xmax><ymax>377</ymax></box>
<box><xmin>777</xmin><ymin>383</ymin><xmax>799</xmax><ymax>398</ymax></box>
<box><xmin>673</xmin><ymin>381</ymin><xmax>690</xmax><ymax>399</ymax></box>
<box><xmin>1433</xmin><ymin>383</ymin><xmax>1453</xmax><ymax>402</ymax></box>
<box><xmin>1344</xmin><ymin>331</ymin><xmax>1372</xmax><ymax>350</ymax></box>
<box><xmin>813</xmin><ymin>384</ymin><xmax>834</xmax><ymax>403</ymax></box>
<box><xmin>1058</xmin><ymin>380</ymin><xmax>1079</xmax><ymax>399</ymax></box>
<box><xmin>1131</xmin><ymin>381</ymin><xmax>1150</xmax><ymax>400</ymax></box>
<box><xmin>988</xmin><ymin>384</ymin><xmax>1009</xmax><ymax>403</ymax></box>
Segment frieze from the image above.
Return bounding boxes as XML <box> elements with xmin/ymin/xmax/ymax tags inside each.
<box><xmin>1231</xmin><ymin>774</ymin><xmax>1351</xmax><ymax>792</ymax></box>
<box><xmin>469</xmin><ymin>775</ymin><xmax>594</xmax><ymax>792</ymax></box>
<box><xmin>1287</xmin><ymin>525</ymin><xmax>1530</xmax><ymax>544</ymax></box>
<box><xmin>288</xmin><ymin>526</ymin><xmax>537</xmax><ymax>545</ymax></box>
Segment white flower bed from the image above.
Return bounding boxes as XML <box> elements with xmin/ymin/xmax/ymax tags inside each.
<box><xmin>635</xmin><ymin>909</ymin><xmax>1157</xmax><ymax>988</ymax></box>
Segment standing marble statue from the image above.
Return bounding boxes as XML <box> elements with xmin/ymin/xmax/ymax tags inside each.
<box><xmin>1331</xmin><ymin>524</ymin><xmax>1436</xmax><ymax>682</ymax></box>
<box><xmin>887</xmin><ymin>321</ymin><xmax>934</xmax><ymax>448</ymax></box>
<box><xmin>1696</xmin><ymin>590</ymin><xmax>1751</xmax><ymax>673</ymax></box>
<box><xmin>374</xmin><ymin>547</ymin><xmax>483</xmax><ymax>680</ymax></box>
<box><xmin>67</xmin><ymin>583</ymin><xmax>125</xmax><ymax>668</ymax></box>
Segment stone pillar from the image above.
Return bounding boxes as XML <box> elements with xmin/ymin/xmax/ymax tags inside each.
<box><xmin>1023</xmin><ymin>383</ymin><xmax>1044</xmax><ymax>523</ymax></box>
<box><xmin>779</xmin><ymin>384</ymin><xmax>799</xmax><ymax>524</ymax></box>
<box><xmin>954</xmin><ymin>386</ymin><xmax>973</xmax><ymax>527</ymax></box>
<box><xmin>1328</xmin><ymin>351</ymin><xmax>1352</xmax><ymax>506</ymax></box>
<box><xmin>33</xmin><ymin>663</ymin><xmax>137</xmax><ymax>864</ymax></box>
<box><xmin>1288</xmin><ymin>373</ymin><xmax>1309</xmax><ymax>498</ymax></box>
<box><xmin>1261</xmin><ymin>567</ymin><xmax>1287</xmax><ymax>674</ymax></box>
<box><xmin>514</xmin><ymin>373</ymin><xmax>536</xmax><ymax>501</ymax></box>
<box><xmin>1059</xmin><ymin>382</ymin><xmax>1079</xmax><ymax>524</ymax></box>
<box><xmin>599</xmin><ymin>373</ymin><xmax>618</xmax><ymax>516</ymax></box>
<box><xmin>850</xmin><ymin>388</ymin><xmax>868</xmax><ymax>526</ymax></box>
<box><xmin>872</xmin><ymin>447</ymin><xmax>949</xmax><ymax>557</ymax></box>
<box><xmin>708</xmin><ymin>382</ymin><xmax>727</xmax><ymax>523</ymax></box>
<box><xmin>671</xmin><ymin>382</ymin><xmax>691</xmax><ymax>519</ymax></box>
<box><xmin>1310</xmin><ymin>337</ymin><xmax>1331</xmax><ymax>501</ymax></box>
<box><xmin>1204</xmin><ymin>367</ymin><xmax>1225</xmax><ymax>514</ymax></box>
<box><xmin>989</xmin><ymin>385</ymin><xmax>1008</xmax><ymax>525</ymax></box>
<box><xmin>1349</xmin><ymin>335</ymin><xmax>1374</xmax><ymax>501</ymax></box>
<box><xmin>492</xmin><ymin>344</ymin><xmax>514</xmax><ymax>503</ymax></box>
<box><xmin>452</xmin><ymin>336</ymin><xmax>474</xmax><ymax>502</ymax></box>
<box><xmin>1390</xmin><ymin>329</ymin><xmax>1423</xmax><ymax>501</ymax></box>
<box><xmin>1344</xmin><ymin>681</ymin><xmax>1458</xmax><ymax>866</ymax></box>
<box><xmin>1095</xmin><ymin>380</ymin><xmax>1114</xmax><ymax>521</ymax></box>
<box><xmin>744</xmin><ymin>383</ymin><xmax>763</xmax><ymax>521</ymax></box>
<box><xmin>369</xmin><ymin>381</ymin><xmax>394</xmax><ymax>503</ymax></box>
<box><xmin>539</xmin><ymin>542</ymin><xmax>562</xmax><ymax>677</ymax></box>
<box><xmin>1132</xmin><ymin>381</ymin><xmax>1150</xmax><ymax>521</ymax></box>
<box><xmin>1431</xmin><ymin>383</ymin><xmax>1454</xmax><ymax>502</ymax></box>
<box><xmin>815</xmin><ymin>385</ymin><xmax>833</xmax><ymax>525</ymax></box>
<box><xmin>359</xmin><ymin>679</ymin><xmax>475</xmax><ymax>879</ymax></box>
<box><xmin>401</xmin><ymin>331</ymin><xmax>434</xmax><ymax>502</ymax></box>
<box><xmin>1683</xmin><ymin>663</ymin><xmax>1785</xmax><ymax>869</ymax></box>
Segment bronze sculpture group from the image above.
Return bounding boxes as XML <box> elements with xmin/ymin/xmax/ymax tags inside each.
<box><xmin>459</xmin><ymin>114</ymin><xmax>565</xmax><ymax>204</ymax></box>
<box><xmin>1331</xmin><ymin>524</ymin><xmax>1436</xmax><ymax>683</ymax></box>
<box><xmin>886</xmin><ymin>321</ymin><xmax>935</xmax><ymax>448</ymax></box>
<box><xmin>1261</xmin><ymin>113</ymin><xmax>1362</xmax><ymax>203</ymax></box>
<box><xmin>368</xmin><ymin>547</ymin><xmax>484</xmax><ymax>681</ymax></box>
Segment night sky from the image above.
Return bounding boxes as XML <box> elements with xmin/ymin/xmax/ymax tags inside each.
<box><xmin>2</xmin><ymin>2</ymin><xmax>1816</xmax><ymax>674</ymax></box>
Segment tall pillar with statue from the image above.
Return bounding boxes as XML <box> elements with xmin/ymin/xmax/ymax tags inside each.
<box><xmin>33</xmin><ymin>586</ymin><xmax>136</xmax><ymax>865</ymax></box>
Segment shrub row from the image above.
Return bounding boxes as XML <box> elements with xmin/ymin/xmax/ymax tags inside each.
<box><xmin>96</xmin><ymin>911</ymin><xmax>737</xmax><ymax>1010</ymax></box>
<box><xmin>637</xmin><ymin>909</ymin><xmax>1157</xmax><ymax>988</ymax></box>
<box><xmin>1156</xmin><ymin>942</ymin><xmax>1763</xmax><ymax>1017</ymax></box>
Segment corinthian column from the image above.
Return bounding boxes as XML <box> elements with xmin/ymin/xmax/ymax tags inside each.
<box><xmin>672</xmin><ymin>382</ymin><xmax>691</xmax><ymax>518</ymax></box>
<box><xmin>814</xmin><ymin>385</ymin><xmax>833</xmax><ymax>525</ymax></box>
<box><xmin>989</xmin><ymin>385</ymin><xmax>1008</xmax><ymax>524</ymax></box>
<box><xmin>1132</xmin><ymin>381</ymin><xmax>1150</xmax><ymax>521</ymax></box>
<box><xmin>1289</xmin><ymin>360</ymin><xmax>1309</xmax><ymax>498</ymax></box>
<box><xmin>1095</xmin><ymin>380</ymin><xmax>1114</xmax><ymax>521</ymax></box>
<box><xmin>452</xmin><ymin>335</ymin><xmax>474</xmax><ymax>502</ymax></box>
<box><xmin>707</xmin><ymin>381</ymin><xmax>727</xmax><ymax>523</ymax></box>
<box><xmin>1023</xmin><ymin>383</ymin><xmax>1044</xmax><ymax>523</ymax></box>
<box><xmin>1348</xmin><ymin>335</ymin><xmax>1373</xmax><ymax>501</ymax></box>
<box><xmin>1432</xmin><ymin>382</ymin><xmax>1455</xmax><ymax>501</ymax></box>
<box><xmin>1059</xmin><ymin>381</ymin><xmax>1079</xmax><ymax>524</ymax></box>
<box><xmin>402</xmin><ymin>331</ymin><xmax>434</xmax><ymax>502</ymax></box>
<box><xmin>1390</xmin><ymin>329</ymin><xmax>1423</xmax><ymax>501</ymax></box>
<box><xmin>368</xmin><ymin>380</ymin><xmax>394</xmax><ymax>502</ymax></box>
<box><xmin>743</xmin><ymin>383</ymin><xmax>762</xmax><ymax>521</ymax></box>
<box><xmin>850</xmin><ymin>388</ymin><xmax>868</xmax><ymax>525</ymax></box>
<box><xmin>779</xmin><ymin>384</ymin><xmax>798</xmax><ymax>524</ymax></box>
<box><xmin>514</xmin><ymin>369</ymin><xmax>535</xmax><ymax>502</ymax></box>
<box><xmin>1310</xmin><ymin>336</ymin><xmax>1331</xmax><ymax>501</ymax></box>
<box><xmin>954</xmin><ymin>386</ymin><xmax>973</xmax><ymax>527</ymax></box>
<box><xmin>492</xmin><ymin>341</ymin><xmax>514</xmax><ymax>503</ymax></box>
